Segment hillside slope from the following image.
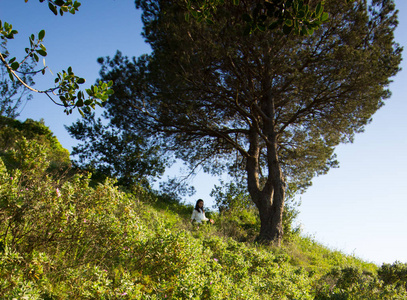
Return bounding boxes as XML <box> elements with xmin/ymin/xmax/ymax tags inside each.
<box><xmin>1</xmin><ymin>120</ymin><xmax>407</xmax><ymax>299</ymax></box>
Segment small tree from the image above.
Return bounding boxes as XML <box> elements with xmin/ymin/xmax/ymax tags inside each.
<box><xmin>67</xmin><ymin>109</ymin><xmax>167</xmax><ymax>187</ymax></box>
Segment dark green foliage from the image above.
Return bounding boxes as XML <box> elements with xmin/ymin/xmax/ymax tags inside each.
<box><xmin>66</xmin><ymin>112</ymin><xmax>167</xmax><ymax>188</ymax></box>
<box><xmin>314</xmin><ymin>265</ymin><xmax>407</xmax><ymax>299</ymax></box>
<box><xmin>378</xmin><ymin>261</ymin><xmax>407</xmax><ymax>289</ymax></box>
<box><xmin>66</xmin><ymin>52</ymin><xmax>168</xmax><ymax>188</ymax></box>
<box><xmin>108</xmin><ymin>0</ymin><xmax>403</xmax><ymax>244</ymax></box>
<box><xmin>181</xmin><ymin>0</ymin><xmax>338</xmax><ymax>36</ymax></box>
<box><xmin>42</xmin><ymin>0</ymin><xmax>82</xmax><ymax>16</ymax></box>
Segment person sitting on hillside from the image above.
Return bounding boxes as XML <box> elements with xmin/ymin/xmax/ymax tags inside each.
<box><xmin>191</xmin><ymin>199</ymin><xmax>214</xmax><ymax>224</ymax></box>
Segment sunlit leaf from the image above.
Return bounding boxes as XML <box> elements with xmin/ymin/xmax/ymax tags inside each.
<box><xmin>321</xmin><ymin>12</ymin><xmax>329</xmax><ymax>22</ymax></box>
<box><xmin>38</xmin><ymin>29</ymin><xmax>45</xmax><ymax>40</ymax></box>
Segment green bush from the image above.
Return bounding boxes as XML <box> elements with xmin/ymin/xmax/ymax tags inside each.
<box><xmin>378</xmin><ymin>261</ymin><xmax>407</xmax><ymax>289</ymax></box>
<box><xmin>314</xmin><ymin>266</ymin><xmax>407</xmax><ymax>299</ymax></box>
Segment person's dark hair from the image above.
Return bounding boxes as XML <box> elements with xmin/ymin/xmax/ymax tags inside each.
<box><xmin>195</xmin><ymin>199</ymin><xmax>204</xmax><ymax>212</ymax></box>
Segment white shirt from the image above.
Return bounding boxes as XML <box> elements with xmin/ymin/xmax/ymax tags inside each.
<box><xmin>191</xmin><ymin>209</ymin><xmax>209</xmax><ymax>223</ymax></box>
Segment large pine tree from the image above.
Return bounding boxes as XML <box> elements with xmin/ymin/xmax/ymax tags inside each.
<box><xmin>89</xmin><ymin>0</ymin><xmax>402</xmax><ymax>245</ymax></box>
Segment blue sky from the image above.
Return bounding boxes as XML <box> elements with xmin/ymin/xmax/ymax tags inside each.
<box><xmin>1</xmin><ymin>0</ymin><xmax>406</xmax><ymax>265</ymax></box>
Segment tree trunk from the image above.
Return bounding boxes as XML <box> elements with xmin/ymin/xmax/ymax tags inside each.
<box><xmin>249</xmin><ymin>167</ymin><xmax>285</xmax><ymax>246</ymax></box>
<box><xmin>255</xmin><ymin>183</ymin><xmax>285</xmax><ymax>246</ymax></box>
<box><xmin>246</xmin><ymin>126</ymin><xmax>286</xmax><ymax>246</ymax></box>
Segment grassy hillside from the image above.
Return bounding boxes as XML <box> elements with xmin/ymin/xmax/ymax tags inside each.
<box><xmin>1</xmin><ymin>120</ymin><xmax>407</xmax><ymax>299</ymax></box>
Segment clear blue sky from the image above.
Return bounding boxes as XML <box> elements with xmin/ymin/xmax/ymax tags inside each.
<box><xmin>1</xmin><ymin>0</ymin><xmax>406</xmax><ymax>265</ymax></box>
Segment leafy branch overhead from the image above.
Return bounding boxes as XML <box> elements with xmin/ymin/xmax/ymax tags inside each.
<box><xmin>30</xmin><ymin>0</ymin><xmax>82</xmax><ymax>16</ymax></box>
<box><xmin>184</xmin><ymin>0</ymin><xmax>354</xmax><ymax>35</ymax></box>
<box><xmin>0</xmin><ymin>0</ymin><xmax>113</xmax><ymax>116</ymax></box>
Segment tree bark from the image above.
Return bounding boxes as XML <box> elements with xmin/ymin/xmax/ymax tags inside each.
<box><xmin>248</xmin><ymin>66</ymin><xmax>286</xmax><ymax>246</ymax></box>
<box><xmin>251</xmin><ymin>150</ymin><xmax>286</xmax><ymax>246</ymax></box>
<box><xmin>246</xmin><ymin>122</ymin><xmax>286</xmax><ymax>246</ymax></box>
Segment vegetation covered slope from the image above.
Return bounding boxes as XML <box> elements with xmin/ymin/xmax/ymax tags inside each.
<box><xmin>1</xmin><ymin>121</ymin><xmax>407</xmax><ymax>299</ymax></box>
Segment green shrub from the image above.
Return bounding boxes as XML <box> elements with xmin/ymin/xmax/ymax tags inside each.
<box><xmin>314</xmin><ymin>266</ymin><xmax>407</xmax><ymax>299</ymax></box>
<box><xmin>378</xmin><ymin>261</ymin><xmax>407</xmax><ymax>289</ymax></box>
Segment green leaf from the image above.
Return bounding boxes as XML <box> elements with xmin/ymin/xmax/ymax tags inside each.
<box><xmin>11</xmin><ymin>62</ymin><xmax>19</xmax><ymax>71</ymax></box>
<box><xmin>38</xmin><ymin>29</ymin><xmax>45</xmax><ymax>40</ymax></box>
<box><xmin>321</xmin><ymin>12</ymin><xmax>329</xmax><ymax>22</ymax></box>
<box><xmin>296</xmin><ymin>10</ymin><xmax>306</xmax><ymax>19</ymax></box>
<box><xmin>49</xmin><ymin>3</ymin><xmax>58</xmax><ymax>15</ymax></box>
<box><xmin>36</xmin><ymin>49</ymin><xmax>47</xmax><ymax>57</ymax></box>
<box><xmin>315</xmin><ymin>2</ymin><xmax>322</xmax><ymax>17</ymax></box>
<box><xmin>191</xmin><ymin>10</ymin><xmax>198</xmax><ymax>19</ymax></box>
<box><xmin>310</xmin><ymin>20</ymin><xmax>322</xmax><ymax>28</ymax></box>
<box><xmin>233</xmin><ymin>0</ymin><xmax>239</xmax><ymax>5</ymax></box>
<box><xmin>297</xmin><ymin>0</ymin><xmax>304</xmax><ymax>10</ymax></box>
<box><xmin>285</xmin><ymin>19</ymin><xmax>293</xmax><ymax>27</ymax></box>
<box><xmin>7</xmin><ymin>70</ymin><xmax>14</xmax><ymax>81</ymax></box>
<box><xmin>76</xmin><ymin>99</ymin><xmax>84</xmax><ymax>107</ymax></box>
<box><xmin>77</xmin><ymin>78</ymin><xmax>85</xmax><ymax>84</ymax></box>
